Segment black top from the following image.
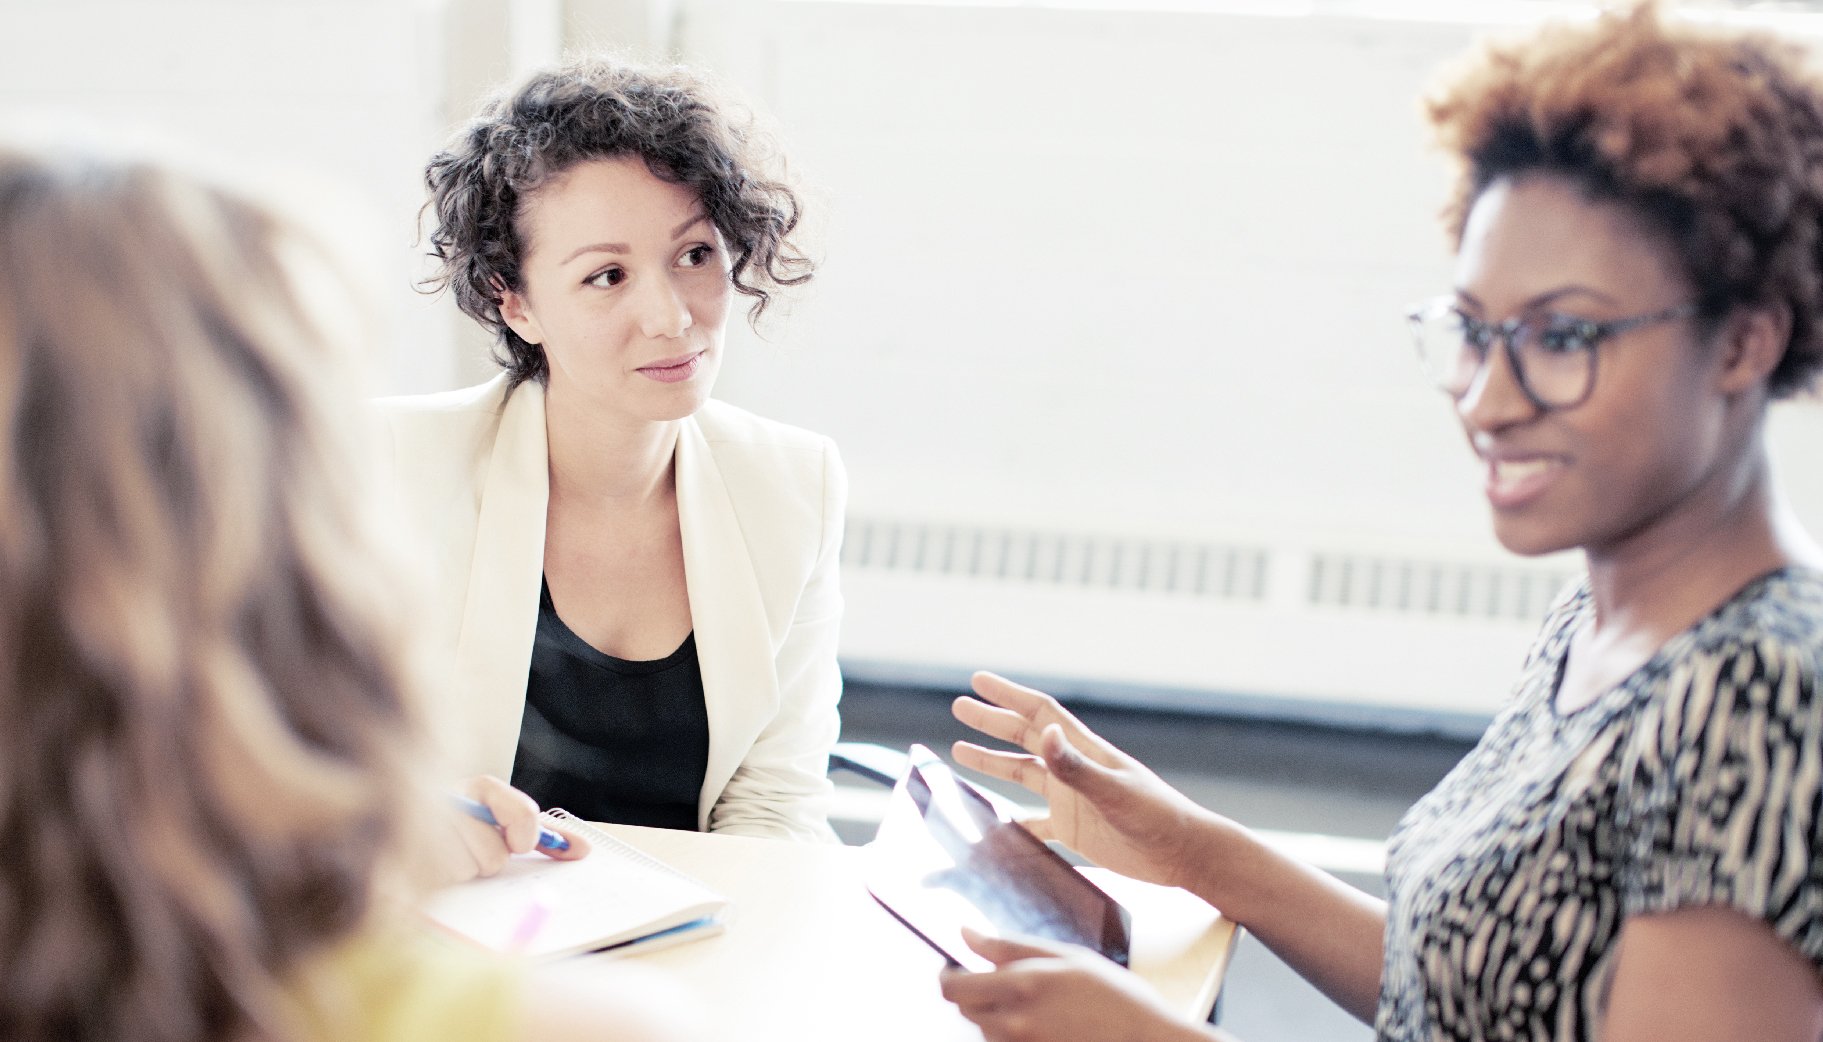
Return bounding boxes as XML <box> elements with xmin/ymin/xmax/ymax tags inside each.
<box><xmin>510</xmin><ymin>578</ymin><xmax>710</xmax><ymax>830</ymax></box>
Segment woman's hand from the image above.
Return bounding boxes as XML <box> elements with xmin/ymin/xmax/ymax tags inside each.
<box><xmin>432</xmin><ymin>775</ymin><xmax>592</xmax><ymax>884</ymax></box>
<box><xmin>939</xmin><ymin>929</ymin><xmax>1211</xmax><ymax>1042</ymax></box>
<box><xmin>951</xmin><ymin>672</ymin><xmax>1213</xmax><ymax>890</ymax></box>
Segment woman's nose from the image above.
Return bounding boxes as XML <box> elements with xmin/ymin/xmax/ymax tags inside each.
<box><xmin>1457</xmin><ymin>339</ymin><xmax>1538</xmax><ymax>430</ymax></box>
<box><xmin>638</xmin><ymin>275</ymin><xmax>694</xmax><ymax>340</ymax></box>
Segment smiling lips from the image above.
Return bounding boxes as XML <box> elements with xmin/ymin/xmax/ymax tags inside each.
<box><xmin>636</xmin><ymin>350</ymin><xmax>704</xmax><ymax>384</ymax></box>
<box><xmin>1485</xmin><ymin>455</ymin><xmax>1562</xmax><ymax>509</ymax></box>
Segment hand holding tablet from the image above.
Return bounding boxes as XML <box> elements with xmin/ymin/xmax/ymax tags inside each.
<box><xmin>863</xmin><ymin>744</ymin><xmax>1131</xmax><ymax>972</ymax></box>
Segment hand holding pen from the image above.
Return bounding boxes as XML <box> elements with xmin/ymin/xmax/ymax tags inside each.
<box><xmin>451</xmin><ymin>794</ymin><xmax>572</xmax><ymax>852</ymax></box>
<box><xmin>439</xmin><ymin>775</ymin><xmax>591</xmax><ymax>882</ymax></box>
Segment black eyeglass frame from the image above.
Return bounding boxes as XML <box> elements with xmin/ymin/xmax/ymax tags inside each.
<box><xmin>1405</xmin><ymin>299</ymin><xmax>1699</xmax><ymax>411</ymax></box>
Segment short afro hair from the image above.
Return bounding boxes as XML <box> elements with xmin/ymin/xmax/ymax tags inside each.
<box><xmin>1424</xmin><ymin>2</ymin><xmax>1823</xmax><ymax>398</ymax></box>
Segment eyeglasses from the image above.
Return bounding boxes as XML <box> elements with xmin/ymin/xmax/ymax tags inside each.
<box><xmin>1406</xmin><ymin>298</ymin><xmax>1698</xmax><ymax>410</ymax></box>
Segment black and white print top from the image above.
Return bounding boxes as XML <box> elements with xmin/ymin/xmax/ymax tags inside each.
<box><xmin>1378</xmin><ymin>566</ymin><xmax>1823</xmax><ymax>1042</ymax></box>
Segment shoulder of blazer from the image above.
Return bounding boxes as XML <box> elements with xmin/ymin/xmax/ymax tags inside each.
<box><xmin>693</xmin><ymin>397</ymin><xmax>835</xmax><ymax>457</ymax></box>
<box><xmin>374</xmin><ymin>374</ymin><xmax>511</xmax><ymax>432</ymax></box>
<box><xmin>373</xmin><ymin>375</ymin><xmax>518</xmax><ymax>466</ymax></box>
<box><xmin>369</xmin><ymin>375</ymin><xmax>531</xmax><ymax>520</ymax></box>
<box><xmin>688</xmin><ymin>399</ymin><xmax>840</xmax><ymax>561</ymax></box>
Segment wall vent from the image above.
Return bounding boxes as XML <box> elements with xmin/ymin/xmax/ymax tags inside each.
<box><xmin>837</xmin><ymin>516</ymin><xmax>1577</xmax><ymax>721</ymax></box>
<box><xmin>844</xmin><ymin>517</ymin><xmax>1573</xmax><ymax>623</ymax></box>
<box><xmin>843</xmin><ymin>517</ymin><xmax>1270</xmax><ymax>601</ymax></box>
<box><xmin>1306</xmin><ymin>553</ymin><xmax>1573</xmax><ymax>622</ymax></box>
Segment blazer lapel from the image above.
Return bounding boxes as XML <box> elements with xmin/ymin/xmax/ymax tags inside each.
<box><xmin>676</xmin><ymin>415</ymin><xmax>780</xmax><ymax>831</ymax></box>
<box><xmin>452</xmin><ymin>381</ymin><xmax>550</xmax><ymax>779</ymax></box>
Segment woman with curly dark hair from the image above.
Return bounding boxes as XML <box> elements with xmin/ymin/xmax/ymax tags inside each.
<box><xmin>938</xmin><ymin>5</ymin><xmax>1823</xmax><ymax>1040</ymax></box>
<box><xmin>380</xmin><ymin>56</ymin><xmax>845</xmax><ymax>861</ymax></box>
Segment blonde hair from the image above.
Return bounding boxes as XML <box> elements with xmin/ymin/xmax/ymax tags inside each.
<box><xmin>0</xmin><ymin>144</ymin><xmax>428</xmax><ymax>1041</ymax></box>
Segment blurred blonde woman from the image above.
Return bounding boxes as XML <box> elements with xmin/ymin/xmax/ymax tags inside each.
<box><xmin>0</xmin><ymin>142</ymin><xmax>698</xmax><ymax>1042</ymax></box>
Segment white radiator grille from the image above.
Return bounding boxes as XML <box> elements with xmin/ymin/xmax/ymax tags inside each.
<box><xmin>844</xmin><ymin>517</ymin><xmax>1571</xmax><ymax>623</ymax></box>
<box><xmin>1306</xmin><ymin>553</ymin><xmax>1573</xmax><ymax>622</ymax></box>
<box><xmin>837</xmin><ymin>516</ymin><xmax>1570</xmax><ymax>726</ymax></box>
<box><xmin>843</xmin><ymin>518</ymin><xmax>1270</xmax><ymax>600</ymax></box>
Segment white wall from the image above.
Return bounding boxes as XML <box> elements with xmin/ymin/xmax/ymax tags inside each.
<box><xmin>0</xmin><ymin>0</ymin><xmax>468</xmax><ymax>391</ymax></box>
<box><xmin>3</xmin><ymin>1</ymin><xmax>1817</xmax><ymax>727</ymax></box>
<box><xmin>678</xmin><ymin>1</ymin><xmax>1823</xmax><ymax>727</ymax></box>
<box><xmin>692</xmin><ymin>0</ymin><xmax>1823</xmax><ymax>554</ymax></box>
<box><xmin>0</xmin><ymin>0</ymin><xmax>631</xmax><ymax>393</ymax></box>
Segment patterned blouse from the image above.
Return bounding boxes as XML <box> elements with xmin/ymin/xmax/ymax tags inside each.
<box><xmin>1378</xmin><ymin>567</ymin><xmax>1823</xmax><ymax>1041</ymax></box>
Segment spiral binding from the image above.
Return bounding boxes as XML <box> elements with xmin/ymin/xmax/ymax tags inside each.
<box><xmin>540</xmin><ymin>807</ymin><xmax>718</xmax><ymax>892</ymax></box>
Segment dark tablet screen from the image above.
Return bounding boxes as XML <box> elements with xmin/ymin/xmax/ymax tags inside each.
<box><xmin>863</xmin><ymin>744</ymin><xmax>1131</xmax><ymax>971</ymax></box>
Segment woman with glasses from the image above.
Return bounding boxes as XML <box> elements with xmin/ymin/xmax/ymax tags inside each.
<box><xmin>940</xmin><ymin>6</ymin><xmax>1823</xmax><ymax>1041</ymax></box>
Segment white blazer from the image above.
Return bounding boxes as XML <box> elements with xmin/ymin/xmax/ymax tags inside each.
<box><xmin>376</xmin><ymin>375</ymin><xmax>844</xmax><ymax>841</ymax></box>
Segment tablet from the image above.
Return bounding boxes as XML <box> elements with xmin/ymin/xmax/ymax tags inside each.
<box><xmin>863</xmin><ymin>744</ymin><xmax>1131</xmax><ymax>972</ymax></box>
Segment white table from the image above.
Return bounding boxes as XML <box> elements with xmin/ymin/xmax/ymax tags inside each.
<box><xmin>591</xmin><ymin>824</ymin><xmax>1238</xmax><ymax>1041</ymax></box>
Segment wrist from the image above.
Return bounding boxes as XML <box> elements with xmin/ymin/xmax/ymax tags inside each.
<box><xmin>1125</xmin><ymin>1003</ymin><xmax>1226</xmax><ymax>1042</ymax></box>
<box><xmin>1110</xmin><ymin>968</ymin><xmax>1227</xmax><ymax>1042</ymax></box>
<box><xmin>1168</xmin><ymin>808</ymin><xmax>1260</xmax><ymax>921</ymax></box>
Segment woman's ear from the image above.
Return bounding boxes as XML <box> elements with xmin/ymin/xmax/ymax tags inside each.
<box><xmin>496</xmin><ymin>282</ymin><xmax>544</xmax><ymax>346</ymax></box>
<box><xmin>1715</xmin><ymin>301</ymin><xmax>1791</xmax><ymax>395</ymax></box>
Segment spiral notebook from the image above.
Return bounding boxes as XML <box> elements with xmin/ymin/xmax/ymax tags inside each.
<box><xmin>421</xmin><ymin>809</ymin><xmax>730</xmax><ymax>960</ymax></box>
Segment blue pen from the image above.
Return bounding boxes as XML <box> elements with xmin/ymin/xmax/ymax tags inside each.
<box><xmin>450</xmin><ymin>794</ymin><xmax>572</xmax><ymax>853</ymax></box>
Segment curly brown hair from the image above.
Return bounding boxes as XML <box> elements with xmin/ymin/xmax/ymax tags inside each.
<box><xmin>421</xmin><ymin>57</ymin><xmax>814</xmax><ymax>386</ymax></box>
<box><xmin>1424</xmin><ymin>1</ymin><xmax>1823</xmax><ymax>397</ymax></box>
